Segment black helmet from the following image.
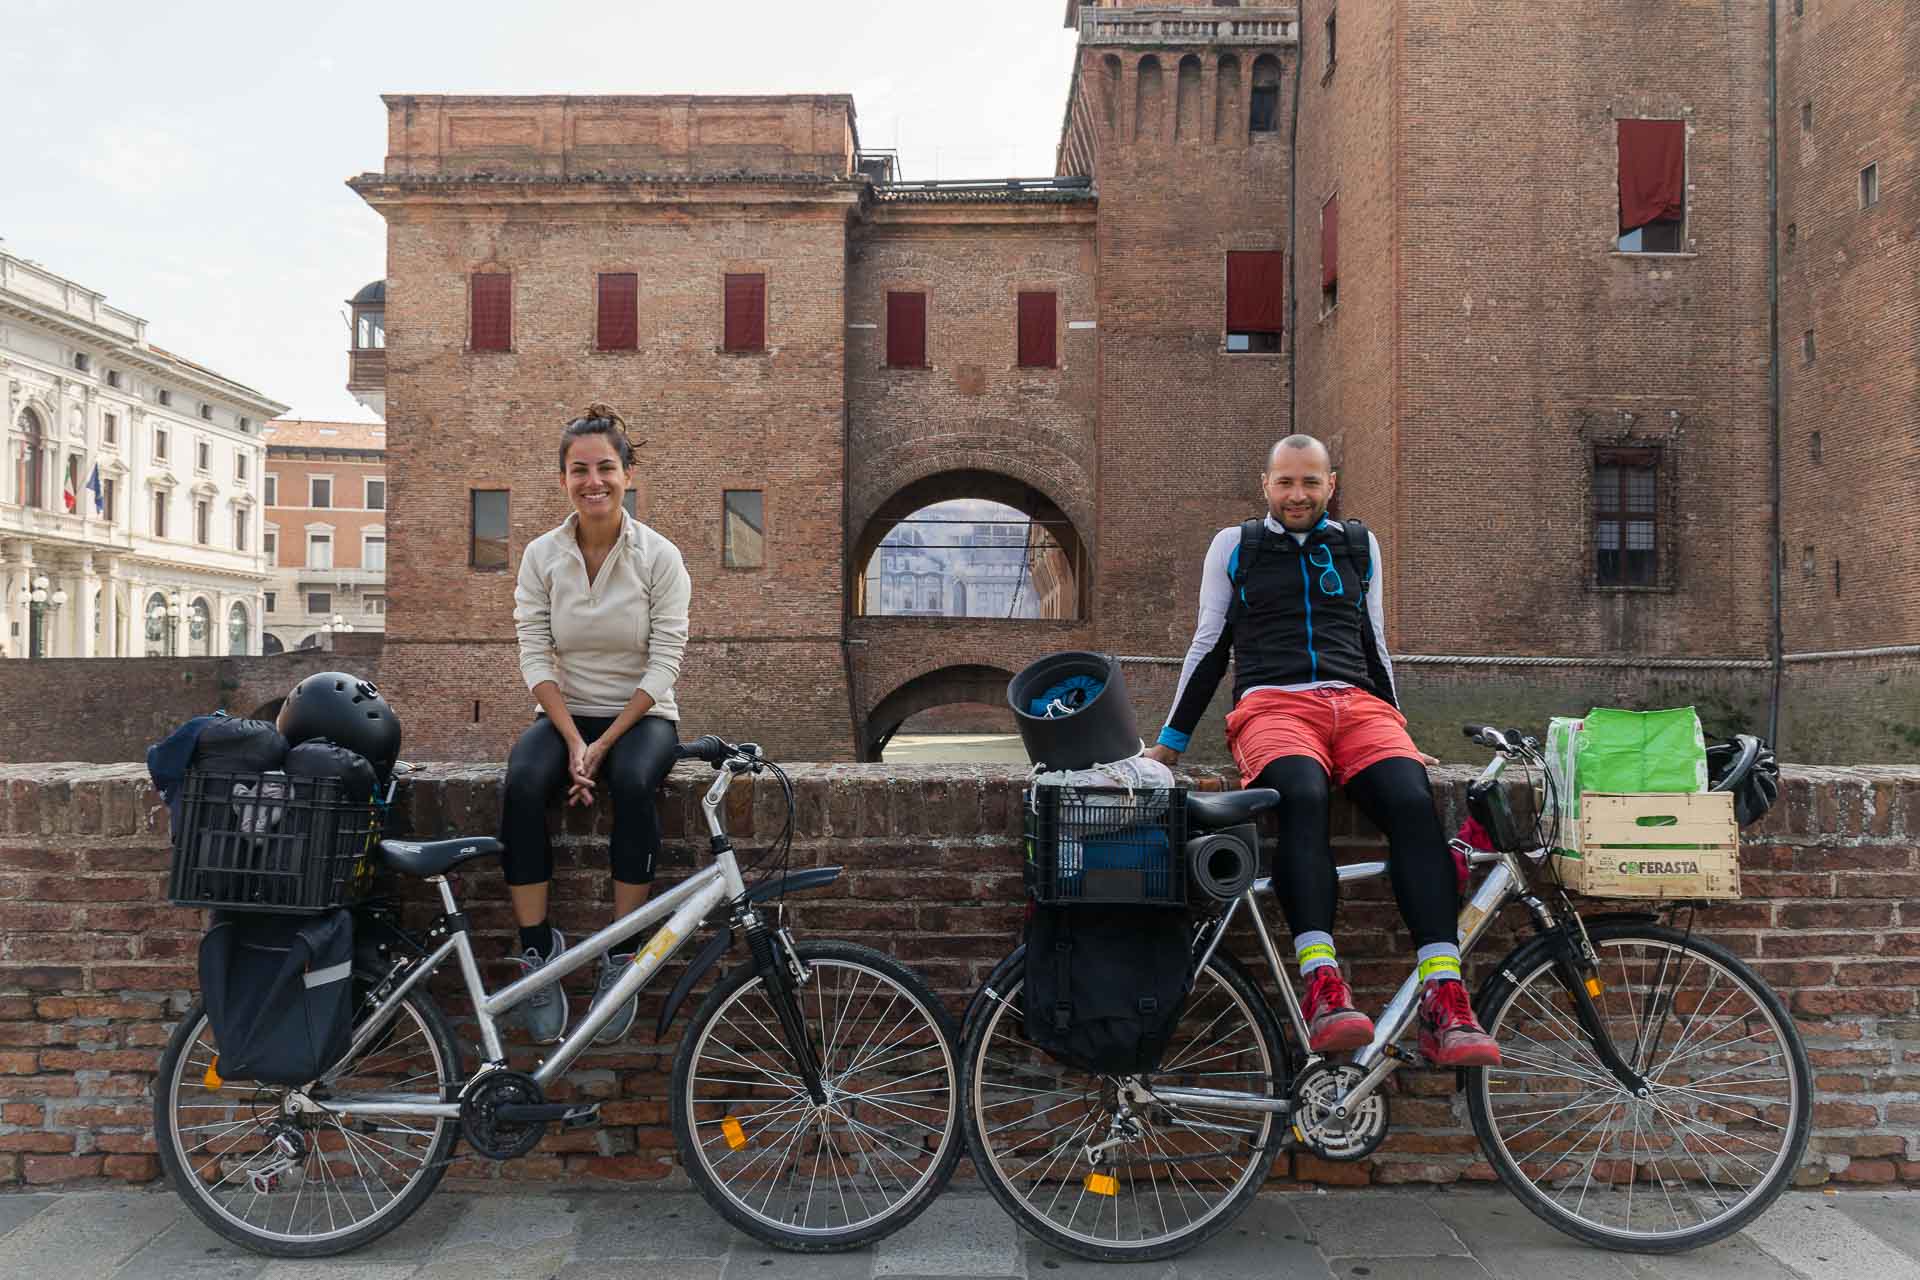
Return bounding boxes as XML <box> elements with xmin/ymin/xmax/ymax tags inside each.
<box><xmin>1707</xmin><ymin>734</ymin><xmax>1779</xmax><ymax>828</ymax></box>
<box><xmin>281</xmin><ymin>671</ymin><xmax>402</xmax><ymax>776</ymax></box>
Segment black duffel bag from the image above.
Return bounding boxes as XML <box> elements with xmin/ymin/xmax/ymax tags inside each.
<box><xmin>199</xmin><ymin>909</ymin><xmax>355</xmax><ymax>1085</ymax></box>
<box><xmin>1023</xmin><ymin>903</ymin><xmax>1193</xmax><ymax>1076</ymax></box>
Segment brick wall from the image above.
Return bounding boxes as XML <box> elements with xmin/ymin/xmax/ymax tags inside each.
<box><xmin>2</xmin><ymin>760</ymin><xmax>1917</xmax><ymax>1188</ymax></box>
<box><xmin>0</xmin><ymin>643</ymin><xmax>384</xmax><ymax>763</ymax></box>
<box><xmin>1777</xmin><ymin>0</ymin><xmax>1920</xmax><ymax>652</ymax></box>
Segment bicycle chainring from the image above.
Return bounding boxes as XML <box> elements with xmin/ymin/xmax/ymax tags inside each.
<box><xmin>1289</xmin><ymin>1061</ymin><xmax>1389</xmax><ymax>1161</ymax></box>
<box><xmin>459</xmin><ymin>1069</ymin><xmax>547</xmax><ymax>1160</ymax></box>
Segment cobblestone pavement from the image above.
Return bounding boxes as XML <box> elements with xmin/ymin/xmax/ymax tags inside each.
<box><xmin>1</xmin><ymin>1186</ymin><xmax>1915</xmax><ymax>1280</ymax></box>
<box><xmin>0</xmin><ymin>1189</ymin><xmax>1912</xmax><ymax>1274</ymax></box>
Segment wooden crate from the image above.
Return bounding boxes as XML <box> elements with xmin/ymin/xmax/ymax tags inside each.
<box><xmin>1561</xmin><ymin>791</ymin><xmax>1741</xmax><ymax>899</ymax></box>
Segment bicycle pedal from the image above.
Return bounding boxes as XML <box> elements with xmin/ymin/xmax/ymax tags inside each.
<box><xmin>562</xmin><ymin>1103</ymin><xmax>601</xmax><ymax>1130</ymax></box>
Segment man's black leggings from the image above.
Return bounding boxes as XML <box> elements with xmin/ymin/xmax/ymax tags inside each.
<box><xmin>1253</xmin><ymin>754</ymin><xmax>1457</xmax><ymax>948</ymax></box>
<box><xmin>499</xmin><ymin>714</ymin><xmax>678</xmax><ymax>886</ymax></box>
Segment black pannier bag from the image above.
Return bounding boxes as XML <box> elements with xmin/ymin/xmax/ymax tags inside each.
<box><xmin>198</xmin><ymin>908</ymin><xmax>355</xmax><ymax>1085</ymax></box>
<box><xmin>1023</xmin><ymin>903</ymin><xmax>1194</xmax><ymax>1076</ymax></box>
<box><xmin>1020</xmin><ymin>783</ymin><xmax>1194</xmax><ymax>1076</ymax></box>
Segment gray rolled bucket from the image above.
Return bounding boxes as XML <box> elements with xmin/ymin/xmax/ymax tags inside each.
<box><xmin>1006</xmin><ymin>651</ymin><xmax>1140</xmax><ymax>771</ymax></box>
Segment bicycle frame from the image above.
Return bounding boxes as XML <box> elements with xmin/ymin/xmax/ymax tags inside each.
<box><xmin>296</xmin><ymin>766</ymin><xmax>752</xmax><ymax>1122</ymax></box>
<box><xmin>1145</xmin><ymin>752</ymin><xmax>1560</xmax><ymax>1121</ymax></box>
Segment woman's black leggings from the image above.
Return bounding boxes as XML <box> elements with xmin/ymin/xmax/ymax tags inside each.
<box><xmin>499</xmin><ymin>714</ymin><xmax>678</xmax><ymax>886</ymax></box>
<box><xmin>1253</xmin><ymin>754</ymin><xmax>1458</xmax><ymax>948</ymax></box>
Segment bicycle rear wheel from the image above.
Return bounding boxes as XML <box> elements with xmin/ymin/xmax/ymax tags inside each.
<box><xmin>960</xmin><ymin>948</ymin><xmax>1288</xmax><ymax>1262</ymax></box>
<box><xmin>672</xmin><ymin>940</ymin><xmax>962</xmax><ymax>1251</ymax></box>
<box><xmin>153</xmin><ymin>984</ymin><xmax>460</xmax><ymax>1257</ymax></box>
<box><xmin>1468</xmin><ymin>921</ymin><xmax>1810</xmax><ymax>1253</ymax></box>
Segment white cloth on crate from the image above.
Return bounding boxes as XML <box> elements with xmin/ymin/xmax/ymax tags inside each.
<box><xmin>230</xmin><ymin>772</ymin><xmax>288</xmax><ymax>834</ymax></box>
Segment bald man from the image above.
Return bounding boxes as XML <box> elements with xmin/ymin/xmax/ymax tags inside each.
<box><xmin>1145</xmin><ymin>435</ymin><xmax>1499</xmax><ymax>1067</ymax></box>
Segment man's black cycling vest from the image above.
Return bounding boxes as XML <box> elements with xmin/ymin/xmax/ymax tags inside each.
<box><xmin>1226</xmin><ymin>516</ymin><xmax>1397</xmax><ymax>707</ymax></box>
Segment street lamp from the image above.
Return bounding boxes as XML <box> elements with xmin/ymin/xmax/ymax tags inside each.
<box><xmin>148</xmin><ymin>591</ymin><xmax>185</xmax><ymax>657</ymax></box>
<box><xmin>319</xmin><ymin>613</ymin><xmax>355</xmax><ymax>649</ymax></box>
<box><xmin>19</xmin><ymin>574</ymin><xmax>68</xmax><ymax>658</ymax></box>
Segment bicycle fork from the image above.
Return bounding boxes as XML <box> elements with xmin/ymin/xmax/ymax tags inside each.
<box><xmin>742</xmin><ymin>906</ymin><xmax>829</xmax><ymax>1105</ymax></box>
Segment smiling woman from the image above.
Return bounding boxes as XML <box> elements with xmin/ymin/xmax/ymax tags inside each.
<box><xmin>502</xmin><ymin>401</ymin><xmax>691</xmax><ymax>1048</ymax></box>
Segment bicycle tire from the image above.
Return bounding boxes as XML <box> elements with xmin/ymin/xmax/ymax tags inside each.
<box><xmin>153</xmin><ymin>984</ymin><xmax>461</xmax><ymax>1258</ymax></box>
<box><xmin>1467</xmin><ymin>921</ymin><xmax>1811</xmax><ymax>1253</ymax></box>
<box><xmin>959</xmin><ymin>946</ymin><xmax>1288</xmax><ymax>1262</ymax></box>
<box><xmin>671</xmin><ymin>940</ymin><xmax>963</xmax><ymax>1252</ymax></box>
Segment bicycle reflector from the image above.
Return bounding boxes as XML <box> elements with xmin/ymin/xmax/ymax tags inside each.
<box><xmin>1085</xmin><ymin>1172</ymin><xmax>1118</xmax><ymax>1197</ymax></box>
<box><xmin>721</xmin><ymin>1117</ymin><xmax>748</xmax><ymax>1150</ymax></box>
<box><xmin>203</xmin><ymin>1057</ymin><xmax>223</xmax><ymax>1089</ymax></box>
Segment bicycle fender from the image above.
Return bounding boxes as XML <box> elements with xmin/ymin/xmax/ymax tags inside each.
<box><xmin>1470</xmin><ymin>912</ymin><xmax>1660</xmax><ymax>1019</ymax></box>
<box><xmin>967</xmin><ymin>944</ymin><xmax>1027</xmax><ymax>1031</ymax></box>
<box><xmin>746</xmin><ymin>865</ymin><xmax>843</xmax><ymax>904</ymax></box>
<box><xmin>653</xmin><ymin>866</ymin><xmax>846</xmax><ymax>1039</ymax></box>
<box><xmin>656</xmin><ymin>927</ymin><xmax>733</xmax><ymax>1040</ymax></box>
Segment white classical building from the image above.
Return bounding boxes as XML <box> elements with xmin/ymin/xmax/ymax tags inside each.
<box><xmin>0</xmin><ymin>243</ymin><xmax>285</xmax><ymax>658</ymax></box>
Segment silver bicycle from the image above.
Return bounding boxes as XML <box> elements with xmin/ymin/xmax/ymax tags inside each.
<box><xmin>154</xmin><ymin>735</ymin><xmax>963</xmax><ymax>1257</ymax></box>
<box><xmin>959</xmin><ymin>724</ymin><xmax>1810</xmax><ymax>1260</ymax></box>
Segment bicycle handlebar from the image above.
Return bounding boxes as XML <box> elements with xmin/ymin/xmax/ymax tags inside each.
<box><xmin>673</xmin><ymin>735</ymin><xmax>765</xmax><ymax>768</ymax></box>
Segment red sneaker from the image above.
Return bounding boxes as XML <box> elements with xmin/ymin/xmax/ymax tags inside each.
<box><xmin>1302</xmin><ymin>966</ymin><xmax>1375</xmax><ymax>1054</ymax></box>
<box><xmin>1418</xmin><ymin>979</ymin><xmax>1502</xmax><ymax>1067</ymax></box>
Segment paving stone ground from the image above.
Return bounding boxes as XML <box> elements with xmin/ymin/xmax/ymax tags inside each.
<box><xmin>0</xmin><ymin>1186</ymin><xmax>1913</xmax><ymax>1280</ymax></box>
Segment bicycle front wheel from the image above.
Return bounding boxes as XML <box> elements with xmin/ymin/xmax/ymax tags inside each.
<box><xmin>153</xmin><ymin>985</ymin><xmax>461</xmax><ymax>1257</ymax></box>
<box><xmin>672</xmin><ymin>940</ymin><xmax>963</xmax><ymax>1251</ymax></box>
<box><xmin>1468</xmin><ymin>921</ymin><xmax>1811</xmax><ymax>1253</ymax></box>
<box><xmin>960</xmin><ymin>948</ymin><xmax>1288</xmax><ymax>1262</ymax></box>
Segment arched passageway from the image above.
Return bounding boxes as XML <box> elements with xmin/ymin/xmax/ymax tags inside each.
<box><xmin>852</xmin><ymin>471</ymin><xmax>1087</xmax><ymax>621</ymax></box>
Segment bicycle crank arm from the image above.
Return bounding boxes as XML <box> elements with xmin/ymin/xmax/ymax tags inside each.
<box><xmin>492</xmin><ymin>1101</ymin><xmax>600</xmax><ymax>1128</ymax></box>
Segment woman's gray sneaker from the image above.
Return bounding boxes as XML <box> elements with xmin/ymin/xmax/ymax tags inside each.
<box><xmin>514</xmin><ymin>928</ymin><xmax>568</xmax><ymax>1043</ymax></box>
<box><xmin>590</xmin><ymin>953</ymin><xmax>640</xmax><ymax>1044</ymax></box>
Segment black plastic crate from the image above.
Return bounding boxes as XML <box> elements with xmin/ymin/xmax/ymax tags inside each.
<box><xmin>1024</xmin><ymin>784</ymin><xmax>1187</xmax><ymax>907</ymax></box>
<box><xmin>167</xmin><ymin>770</ymin><xmax>380</xmax><ymax>914</ymax></box>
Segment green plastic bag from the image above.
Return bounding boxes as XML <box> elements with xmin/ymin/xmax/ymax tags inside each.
<box><xmin>1576</xmin><ymin>706</ymin><xmax>1709</xmax><ymax>795</ymax></box>
<box><xmin>1548</xmin><ymin>708</ymin><xmax>1708</xmax><ymax>858</ymax></box>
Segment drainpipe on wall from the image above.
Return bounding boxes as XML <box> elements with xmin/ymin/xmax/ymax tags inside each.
<box><xmin>1766</xmin><ymin>0</ymin><xmax>1785</xmax><ymax>747</ymax></box>
<box><xmin>1286</xmin><ymin>14</ymin><xmax>1307</xmax><ymax>434</ymax></box>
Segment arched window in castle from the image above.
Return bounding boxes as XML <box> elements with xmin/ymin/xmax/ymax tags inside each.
<box><xmin>16</xmin><ymin>408</ymin><xmax>47</xmax><ymax>508</ymax></box>
<box><xmin>1135</xmin><ymin>55</ymin><xmax>1165</xmax><ymax>142</ymax></box>
<box><xmin>1215</xmin><ymin>54</ymin><xmax>1242</xmax><ymax>142</ymax></box>
<box><xmin>1250</xmin><ymin>54</ymin><xmax>1282</xmax><ymax>133</ymax></box>
<box><xmin>1175</xmin><ymin>55</ymin><xmax>1203</xmax><ymax>141</ymax></box>
<box><xmin>1101</xmin><ymin>54</ymin><xmax>1121</xmax><ymax>132</ymax></box>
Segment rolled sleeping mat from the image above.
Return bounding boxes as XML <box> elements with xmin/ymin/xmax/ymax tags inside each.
<box><xmin>1006</xmin><ymin>651</ymin><xmax>1140</xmax><ymax>772</ymax></box>
<box><xmin>1186</xmin><ymin>828</ymin><xmax>1258</xmax><ymax>902</ymax></box>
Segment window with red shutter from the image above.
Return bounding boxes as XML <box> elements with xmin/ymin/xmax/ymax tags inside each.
<box><xmin>1017</xmin><ymin>291</ymin><xmax>1056</xmax><ymax>368</ymax></box>
<box><xmin>597</xmin><ymin>273</ymin><xmax>638</xmax><ymax>351</ymax></box>
<box><xmin>1225</xmin><ymin>251</ymin><xmax>1283</xmax><ymax>352</ymax></box>
<box><xmin>470</xmin><ymin>273</ymin><xmax>512</xmax><ymax>351</ymax></box>
<box><xmin>886</xmin><ymin>291</ymin><xmax>927</xmax><ymax>368</ymax></box>
<box><xmin>1617</xmin><ymin>119</ymin><xmax>1686</xmax><ymax>252</ymax></box>
<box><xmin>723</xmin><ymin>273</ymin><xmax>766</xmax><ymax>353</ymax></box>
<box><xmin>1321</xmin><ymin>194</ymin><xmax>1339</xmax><ymax>312</ymax></box>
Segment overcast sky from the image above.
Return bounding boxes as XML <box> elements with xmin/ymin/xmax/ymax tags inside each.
<box><xmin>1</xmin><ymin>0</ymin><xmax>1078</xmax><ymax>422</ymax></box>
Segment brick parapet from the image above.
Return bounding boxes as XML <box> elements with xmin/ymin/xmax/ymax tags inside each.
<box><xmin>2</xmin><ymin>763</ymin><xmax>1916</xmax><ymax>1188</ymax></box>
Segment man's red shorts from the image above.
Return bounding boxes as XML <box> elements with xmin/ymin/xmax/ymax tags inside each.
<box><xmin>1225</xmin><ymin>686</ymin><xmax>1422</xmax><ymax>788</ymax></box>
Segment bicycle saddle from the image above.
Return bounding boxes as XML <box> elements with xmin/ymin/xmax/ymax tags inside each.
<box><xmin>377</xmin><ymin>836</ymin><xmax>505</xmax><ymax>877</ymax></box>
<box><xmin>1185</xmin><ymin>788</ymin><xmax>1281</xmax><ymax>829</ymax></box>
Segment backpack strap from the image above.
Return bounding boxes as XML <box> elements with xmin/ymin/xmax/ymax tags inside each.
<box><xmin>1051</xmin><ymin>914</ymin><xmax>1075</xmax><ymax>1034</ymax></box>
<box><xmin>1339</xmin><ymin>516</ymin><xmax>1373</xmax><ymax>597</ymax></box>
<box><xmin>1230</xmin><ymin>517</ymin><xmax>1267</xmax><ymax>604</ymax></box>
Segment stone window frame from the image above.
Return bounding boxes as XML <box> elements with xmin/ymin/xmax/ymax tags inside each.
<box><xmin>1613</xmin><ymin>112</ymin><xmax>1696</xmax><ymax>257</ymax></box>
<box><xmin>1583</xmin><ymin>436</ymin><xmax>1678</xmax><ymax>594</ymax></box>
<box><xmin>306</xmin><ymin>522</ymin><xmax>336</xmax><ymax>572</ymax></box>
<box><xmin>309</xmin><ymin>473</ymin><xmax>334</xmax><ymax>509</ymax></box>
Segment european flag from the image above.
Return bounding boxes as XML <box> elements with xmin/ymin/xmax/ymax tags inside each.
<box><xmin>85</xmin><ymin>463</ymin><xmax>104</xmax><ymax>516</ymax></box>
